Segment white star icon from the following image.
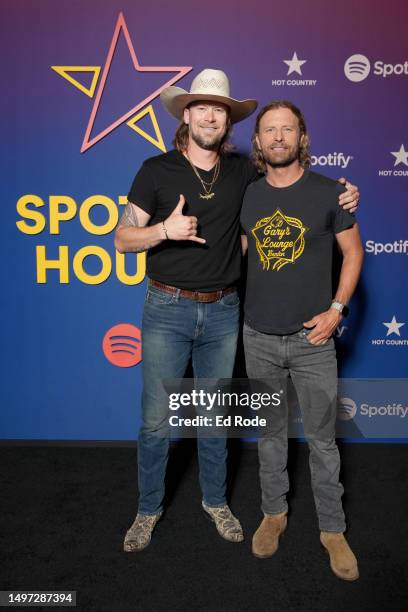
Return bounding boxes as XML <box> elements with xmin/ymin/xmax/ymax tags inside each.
<box><xmin>383</xmin><ymin>316</ymin><xmax>405</xmax><ymax>337</ymax></box>
<box><xmin>390</xmin><ymin>144</ymin><xmax>408</xmax><ymax>167</ymax></box>
<box><xmin>284</xmin><ymin>52</ymin><xmax>307</xmax><ymax>76</ymax></box>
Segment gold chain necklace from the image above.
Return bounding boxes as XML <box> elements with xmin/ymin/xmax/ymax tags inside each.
<box><xmin>185</xmin><ymin>153</ymin><xmax>220</xmax><ymax>200</ymax></box>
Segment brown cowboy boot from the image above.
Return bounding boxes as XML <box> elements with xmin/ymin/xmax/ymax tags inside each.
<box><xmin>252</xmin><ymin>512</ymin><xmax>287</xmax><ymax>558</ymax></box>
<box><xmin>320</xmin><ymin>531</ymin><xmax>359</xmax><ymax>581</ymax></box>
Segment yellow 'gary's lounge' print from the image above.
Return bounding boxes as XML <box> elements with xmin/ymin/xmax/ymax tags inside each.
<box><xmin>251</xmin><ymin>208</ymin><xmax>308</xmax><ymax>271</ymax></box>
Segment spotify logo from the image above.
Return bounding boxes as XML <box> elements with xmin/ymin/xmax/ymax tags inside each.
<box><xmin>337</xmin><ymin>397</ymin><xmax>357</xmax><ymax>421</ymax></box>
<box><xmin>345</xmin><ymin>54</ymin><xmax>408</xmax><ymax>82</ymax></box>
<box><xmin>103</xmin><ymin>323</ymin><xmax>142</xmax><ymax>367</ymax></box>
<box><xmin>344</xmin><ymin>54</ymin><xmax>371</xmax><ymax>82</ymax></box>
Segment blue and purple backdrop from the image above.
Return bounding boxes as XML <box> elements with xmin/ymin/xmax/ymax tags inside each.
<box><xmin>1</xmin><ymin>0</ymin><xmax>407</xmax><ymax>440</ymax></box>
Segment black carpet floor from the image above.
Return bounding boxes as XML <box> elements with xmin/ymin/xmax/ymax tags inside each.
<box><xmin>1</xmin><ymin>442</ymin><xmax>407</xmax><ymax>611</ymax></box>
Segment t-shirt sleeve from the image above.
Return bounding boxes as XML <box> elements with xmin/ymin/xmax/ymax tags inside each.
<box><xmin>332</xmin><ymin>182</ymin><xmax>356</xmax><ymax>234</ymax></box>
<box><xmin>127</xmin><ymin>162</ymin><xmax>157</xmax><ymax>216</ymax></box>
<box><xmin>240</xmin><ymin>184</ymin><xmax>253</xmax><ymax>235</ymax></box>
<box><xmin>245</xmin><ymin>158</ymin><xmax>261</xmax><ymax>186</ymax></box>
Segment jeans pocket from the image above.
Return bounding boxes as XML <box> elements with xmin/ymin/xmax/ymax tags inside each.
<box><xmin>219</xmin><ymin>291</ymin><xmax>240</xmax><ymax>308</ymax></box>
<box><xmin>297</xmin><ymin>328</ymin><xmax>335</xmax><ymax>349</ymax></box>
<box><xmin>243</xmin><ymin>322</ymin><xmax>258</xmax><ymax>336</ymax></box>
<box><xmin>146</xmin><ymin>287</ymin><xmax>175</xmax><ymax>305</ymax></box>
<box><xmin>298</xmin><ymin>328</ymin><xmax>312</xmax><ymax>343</ymax></box>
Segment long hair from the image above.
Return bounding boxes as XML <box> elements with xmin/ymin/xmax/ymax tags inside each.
<box><xmin>251</xmin><ymin>101</ymin><xmax>311</xmax><ymax>173</ymax></box>
<box><xmin>173</xmin><ymin>104</ymin><xmax>234</xmax><ymax>154</ymax></box>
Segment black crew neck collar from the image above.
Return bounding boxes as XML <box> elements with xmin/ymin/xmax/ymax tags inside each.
<box><xmin>262</xmin><ymin>168</ymin><xmax>310</xmax><ymax>192</ymax></box>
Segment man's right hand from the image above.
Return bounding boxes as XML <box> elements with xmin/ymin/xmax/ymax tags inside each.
<box><xmin>163</xmin><ymin>195</ymin><xmax>206</xmax><ymax>243</ymax></box>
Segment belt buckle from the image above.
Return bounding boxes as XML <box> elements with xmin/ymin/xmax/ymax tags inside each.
<box><xmin>197</xmin><ymin>291</ymin><xmax>209</xmax><ymax>302</ymax></box>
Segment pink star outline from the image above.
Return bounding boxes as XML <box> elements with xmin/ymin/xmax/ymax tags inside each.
<box><xmin>81</xmin><ymin>12</ymin><xmax>192</xmax><ymax>152</ymax></box>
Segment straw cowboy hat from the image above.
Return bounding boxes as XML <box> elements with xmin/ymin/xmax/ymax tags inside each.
<box><xmin>160</xmin><ymin>68</ymin><xmax>258</xmax><ymax>124</ymax></box>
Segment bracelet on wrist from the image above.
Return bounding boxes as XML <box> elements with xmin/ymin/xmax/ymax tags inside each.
<box><xmin>162</xmin><ymin>221</ymin><xmax>169</xmax><ymax>240</ymax></box>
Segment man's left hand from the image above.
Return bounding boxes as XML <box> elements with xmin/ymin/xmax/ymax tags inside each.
<box><xmin>303</xmin><ymin>309</ymin><xmax>342</xmax><ymax>345</ymax></box>
<box><xmin>338</xmin><ymin>177</ymin><xmax>359</xmax><ymax>213</ymax></box>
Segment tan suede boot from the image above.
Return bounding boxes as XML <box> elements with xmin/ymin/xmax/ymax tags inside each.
<box><xmin>320</xmin><ymin>532</ymin><xmax>359</xmax><ymax>581</ymax></box>
<box><xmin>252</xmin><ymin>512</ymin><xmax>287</xmax><ymax>558</ymax></box>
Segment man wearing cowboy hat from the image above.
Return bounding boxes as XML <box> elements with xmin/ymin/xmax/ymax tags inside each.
<box><xmin>115</xmin><ymin>69</ymin><xmax>359</xmax><ymax>552</ymax></box>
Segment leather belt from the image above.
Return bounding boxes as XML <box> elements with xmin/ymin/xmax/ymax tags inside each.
<box><xmin>149</xmin><ymin>279</ymin><xmax>237</xmax><ymax>303</ymax></box>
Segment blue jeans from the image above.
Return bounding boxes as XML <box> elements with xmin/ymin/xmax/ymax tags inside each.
<box><xmin>137</xmin><ymin>284</ymin><xmax>240</xmax><ymax>515</ymax></box>
<box><xmin>243</xmin><ymin>323</ymin><xmax>346</xmax><ymax>532</ymax></box>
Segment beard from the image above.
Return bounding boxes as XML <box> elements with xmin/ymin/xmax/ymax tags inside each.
<box><xmin>189</xmin><ymin>125</ymin><xmax>225</xmax><ymax>151</ymax></box>
<box><xmin>262</xmin><ymin>144</ymin><xmax>300</xmax><ymax>168</ymax></box>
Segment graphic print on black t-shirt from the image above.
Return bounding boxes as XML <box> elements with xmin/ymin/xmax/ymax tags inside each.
<box><xmin>251</xmin><ymin>208</ymin><xmax>308</xmax><ymax>271</ymax></box>
<box><xmin>240</xmin><ymin>169</ymin><xmax>356</xmax><ymax>335</ymax></box>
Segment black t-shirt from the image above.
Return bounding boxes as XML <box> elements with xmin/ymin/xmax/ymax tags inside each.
<box><xmin>240</xmin><ymin>169</ymin><xmax>356</xmax><ymax>334</ymax></box>
<box><xmin>127</xmin><ymin>150</ymin><xmax>259</xmax><ymax>291</ymax></box>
